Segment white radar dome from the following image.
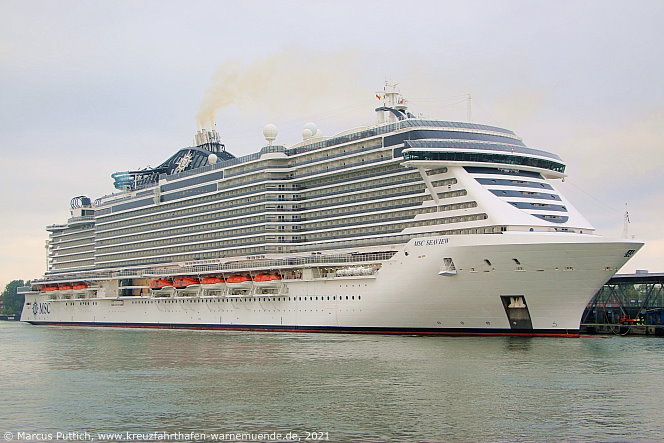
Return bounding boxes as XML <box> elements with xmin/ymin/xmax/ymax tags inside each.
<box><xmin>207</xmin><ymin>153</ymin><xmax>218</xmax><ymax>165</ymax></box>
<box><xmin>263</xmin><ymin>123</ymin><xmax>278</xmax><ymax>145</ymax></box>
<box><xmin>304</xmin><ymin>122</ymin><xmax>319</xmax><ymax>136</ymax></box>
<box><xmin>302</xmin><ymin>128</ymin><xmax>314</xmax><ymax>140</ymax></box>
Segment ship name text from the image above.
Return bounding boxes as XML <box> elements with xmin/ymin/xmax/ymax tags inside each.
<box><xmin>414</xmin><ymin>238</ymin><xmax>449</xmax><ymax>247</ymax></box>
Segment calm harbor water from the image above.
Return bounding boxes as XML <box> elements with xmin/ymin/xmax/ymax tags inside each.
<box><xmin>1</xmin><ymin>321</ymin><xmax>663</xmax><ymax>442</ymax></box>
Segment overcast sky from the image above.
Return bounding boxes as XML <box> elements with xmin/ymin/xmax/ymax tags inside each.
<box><xmin>1</xmin><ymin>0</ymin><xmax>663</xmax><ymax>288</ymax></box>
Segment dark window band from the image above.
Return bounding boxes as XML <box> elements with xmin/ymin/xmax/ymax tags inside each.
<box><xmin>403</xmin><ymin>150</ymin><xmax>565</xmax><ymax>174</ymax></box>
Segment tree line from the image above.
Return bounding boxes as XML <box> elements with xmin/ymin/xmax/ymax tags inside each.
<box><xmin>2</xmin><ymin>280</ymin><xmax>26</xmax><ymax>316</ymax></box>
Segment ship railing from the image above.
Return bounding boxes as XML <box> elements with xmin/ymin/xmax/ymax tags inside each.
<box><xmin>285</xmin><ymin>123</ymin><xmax>401</xmax><ymax>156</ymax></box>
<box><xmin>298</xmin><ymin>168</ymin><xmax>415</xmax><ymax>193</ymax></box>
<box><xmin>123</xmin><ymin>178</ymin><xmax>420</xmax><ymax>234</ymax></box>
<box><xmin>161</xmin><ymin>149</ymin><xmax>275</xmax><ymax>182</ymax></box>
<box><xmin>267</xmin><ymin>213</ymin><xmax>416</xmax><ymax>234</ymax></box>
<box><xmin>66</xmin><ymin>215</ymin><xmax>95</xmax><ymax>223</ymax></box>
<box><xmin>98</xmin><ymin>218</ymin><xmax>269</xmax><ymax>241</ymax></box>
<box><xmin>289</xmin><ymin>143</ymin><xmax>383</xmax><ymax>168</ymax></box>
<box><xmin>224</xmin><ymin>163</ymin><xmax>291</xmax><ymax>179</ymax></box>
<box><xmin>305</xmin><ymin>201</ymin><xmax>421</xmax><ymax>221</ymax></box>
<box><xmin>294</xmin><ymin>233</ymin><xmax>415</xmax><ymax>253</ymax></box>
<box><xmin>144</xmin><ymin>252</ymin><xmax>396</xmax><ymax>276</ymax></box>
<box><xmin>46</xmin><ymin>223</ymin><xmax>68</xmax><ymax>230</ymax></box>
<box><xmin>95</xmin><ymin>168</ymin><xmax>416</xmax><ymax>232</ymax></box>
<box><xmin>294</xmin><ymin>156</ymin><xmax>387</xmax><ymax>180</ymax></box>
<box><xmin>215</xmin><ymin>175</ymin><xmax>290</xmax><ymax>193</ymax></box>
<box><xmin>304</xmin><ymin>188</ymin><xmax>424</xmax><ymax>211</ymax></box>
<box><xmin>282</xmin><ymin>120</ymin><xmax>516</xmax><ymax>158</ymax></box>
<box><xmin>97</xmin><ymin>194</ymin><xmax>135</xmax><ymax>207</ymax></box>
<box><xmin>303</xmin><ymin>176</ymin><xmax>421</xmax><ymax>200</ymax></box>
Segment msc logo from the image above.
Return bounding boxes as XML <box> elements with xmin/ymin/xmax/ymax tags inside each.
<box><xmin>624</xmin><ymin>249</ymin><xmax>636</xmax><ymax>258</ymax></box>
<box><xmin>32</xmin><ymin>302</ymin><xmax>51</xmax><ymax>315</ymax></box>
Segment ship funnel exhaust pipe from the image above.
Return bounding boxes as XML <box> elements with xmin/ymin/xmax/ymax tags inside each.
<box><xmin>194</xmin><ymin>124</ymin><xmax>225</xmax><ymax>152</ymax></box>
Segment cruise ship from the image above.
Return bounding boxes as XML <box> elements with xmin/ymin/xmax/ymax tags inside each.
<box><xmin>20</xmin><ymin>85</ymin><xmax>643</xmax><ymax>336</ymax></box>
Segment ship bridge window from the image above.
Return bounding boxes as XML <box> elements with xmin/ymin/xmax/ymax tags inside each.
<box><xmin>490</xmin><ymin>189</ymin><xmax>562</xmax><ymax>201</ymax></box>
<box><xmin>532</xmin><ymin>214</ymin><xmax>569</xmax><ymax>223</ymax></box>
<box><xmin>403</xmin><ymin>151</ymin><xmax>565</xmax><ymax>173</ymax></box>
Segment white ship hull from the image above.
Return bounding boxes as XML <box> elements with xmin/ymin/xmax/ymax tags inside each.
<box><xmin>21</xmin><ymin>233</ymin><xmax>641</xmax><ymax>337</ymax></box>
<box><xmin>20</xmin><ymin>87</ymin><xmax>645</xmax><ymax>337</ymax></box>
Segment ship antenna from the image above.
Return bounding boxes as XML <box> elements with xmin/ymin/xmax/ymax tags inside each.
<box><xmin>467</xmin><ymin>93</ymin><xmax>472</xmax><ymax>122</ymax></box>
<box><xmin>623</xmin><ymin>203</ymin><xmax>630</xmax><ymax>239</ymax></box>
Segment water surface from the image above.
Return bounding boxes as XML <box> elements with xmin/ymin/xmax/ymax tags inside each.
<box><xmin>1</xmin><ymin>322</ymin><xmax>662</xmax><ymax>441</ymax></box>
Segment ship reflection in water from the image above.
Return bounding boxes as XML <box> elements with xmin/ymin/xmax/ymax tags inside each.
<box><xmin>1</xmin><ymin>322</ymin><xmax>662</xmax><ymax>441</ymax></box>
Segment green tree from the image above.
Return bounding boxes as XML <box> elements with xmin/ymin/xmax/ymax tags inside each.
<box><xmin>2</xmin><ymin>280</ymin><xmax>25</xmax><ymax>316</ymax></box>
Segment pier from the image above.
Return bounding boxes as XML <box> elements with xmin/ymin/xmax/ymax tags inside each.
<box><xmin>581</xmin><ymin>271</ymin><xmax>664</xmax><ymax>336</ymax></box>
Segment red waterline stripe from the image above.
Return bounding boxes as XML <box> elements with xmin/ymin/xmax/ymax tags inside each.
<box><xmin>28</xmin><ymin>322</ymin><xmax>580</xmax><ymax>337</ymax></box>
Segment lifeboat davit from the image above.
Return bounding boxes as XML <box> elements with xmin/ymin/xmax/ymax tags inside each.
<box><xmin>226</xmin><ymin>275</ymin><xmax>252</xmax><ymax>289</ymax></box>
<box><xmin>150</xmin><ymin>279</ymin><xmax>173</xmax><ymax>290</ymax></box>
<box><xmin>253</xmin><ymin>273</ymin><xmax>282</xmax><ymax>288</ymax></box>
<box><xmin>173</xmin><ymin>277</ymin><xmax>200</xmax><ymax>289</ymax></box>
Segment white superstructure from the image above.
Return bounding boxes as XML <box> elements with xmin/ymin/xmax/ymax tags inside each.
<box><xmin>20</xmin><ymin>85</ymin><xmax>643</xmax><ymax>336</ymax></box>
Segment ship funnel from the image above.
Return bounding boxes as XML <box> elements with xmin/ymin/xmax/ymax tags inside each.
<box><xmin>194</xmin><ymin>125</ymin><xmax>225</xmax><ymax>152</ymax></box>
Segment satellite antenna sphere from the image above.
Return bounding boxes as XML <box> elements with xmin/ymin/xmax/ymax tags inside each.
<box><xmin>304</xmin><ymin>122</ymin><xmax>318</xmax><ymax>137</ymax></box>
<box><xmin>263</xmin><ymin>123</ymin><xmax>278</xmax><ymax>145</ymax></box>
<box><xmin>302</xmin><ymin>128</ymin><xmax>314</xmax><ymax>140</ymax></box>
<box><xmin>207</xmin><ymin>153</ymin><xmax>218</xmax><ymax>165</ymax></box>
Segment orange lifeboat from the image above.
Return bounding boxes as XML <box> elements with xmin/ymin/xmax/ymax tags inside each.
<box><xmin>59</xmin><ymin>284</ymin><xmax>73</xmax><ymax>291</ymax></box>
<box><xmin>253</xmin><ymin>273</ymin><xmax>282</xmax><ymax>288</ymax></box>
<box><xmin>150</xmin><ymin>279</ymin><xmax>173</xmax><ymax>290</ymax></box>
<box><xmin>253</xmin><ymin>273</ymin><xmax>282</xmax><ymax>282</ymax></box>
<box><xmin>226</xmin><ymin>275</ymin><xmax>252</xmax><ymax>289</ymax></box>
<box><xmin>173</xmin><ymin>277</ymin><xmax>200</xmax><ymax>289</ymax></box>
<box><xmin>201</xmin><ymin>277</ymin><xmax>225</xmax><ymax>285</ymax></box>
<box><xmin>73</xmin><ymin>283</ymin><xmax>89</xmax><ymax>290</ymax></box>
<box><xmin>42</xmin><ymin>285</ymin><xmax>59</xmax><ymax>292</ymax></box>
